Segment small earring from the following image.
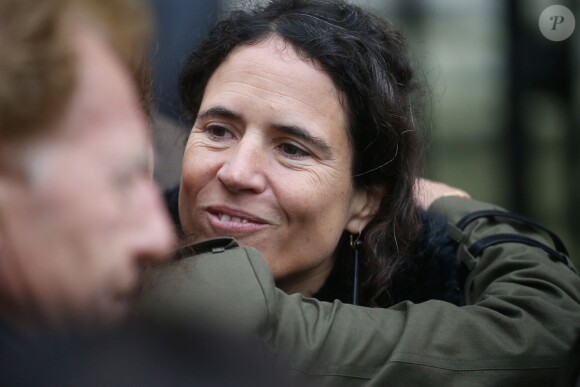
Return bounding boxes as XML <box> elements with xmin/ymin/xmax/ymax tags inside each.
<box><xmin>350</xmin><ymin>233</ymin><xmax>362</xmax><ymax>306</ymax></box>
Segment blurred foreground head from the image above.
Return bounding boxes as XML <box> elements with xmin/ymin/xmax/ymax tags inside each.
<box><xmin>0</xmin><ymin>0</ymin><xmax>174</xmax><ymax>331</ymax></box>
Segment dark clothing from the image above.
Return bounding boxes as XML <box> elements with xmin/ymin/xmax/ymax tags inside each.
<box><xmin>0</xmin><ymin>319</ymin><xmax>25</xmax><ymax>355</ymax></box>
<box><xmin>0</xmin><ymin>318</ymin><xmax>294</xmax><ymax>387</ymax></box>
<box><xmin>314</xmin><ymin>211</ymin><xmax>464</xmax><ymax>307</ymax></box>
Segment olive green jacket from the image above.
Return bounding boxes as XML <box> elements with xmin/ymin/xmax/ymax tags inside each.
<box><xmin>138</xmin><ymin>197</ymin><xmax>580</xmax><ymax>386</ymax></box>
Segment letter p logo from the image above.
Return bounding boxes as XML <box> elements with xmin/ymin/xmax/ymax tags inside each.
<box><xmin>540</xmin><ymin>6</ymin><xmax>575</xmax><ymax>41</ymax></box>
<box><xmin>550</xmin><ymin>15</ymin><xmax>565</xmax><ymax>30</ymax></box>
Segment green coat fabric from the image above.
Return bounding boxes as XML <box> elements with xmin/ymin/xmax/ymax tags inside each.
<box><xmin>138</xmin><ymin>197</ymin><xmax>580</xmax><ymax>386</ymax></box>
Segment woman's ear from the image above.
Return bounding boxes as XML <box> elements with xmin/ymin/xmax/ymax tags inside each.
<box><xmin>345</xmin><ymin>185</ymin><xmax>384</xmax><ymax>234</ymax></box>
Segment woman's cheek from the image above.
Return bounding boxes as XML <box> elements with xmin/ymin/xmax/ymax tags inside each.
<box><xmin>302</xmin><ymin>166</ymin><xmax>349</xmax><ymax>201</ymax></box>
<box><xmin>182</xmin><ymin>146</ymin><xmax>220</xmax><ymax>187</ymax></box>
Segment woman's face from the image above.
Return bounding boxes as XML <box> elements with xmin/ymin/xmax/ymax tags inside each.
<box><xmin>179</xmin><ymin>36</ymin><xmax>379</xmax><ymax>295</ymax></box>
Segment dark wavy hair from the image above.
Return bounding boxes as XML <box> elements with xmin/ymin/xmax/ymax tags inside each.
<box><xmin>179</xmin><ymin>0</ymin><xmax>425</xmax><ymax>306</ymax></box>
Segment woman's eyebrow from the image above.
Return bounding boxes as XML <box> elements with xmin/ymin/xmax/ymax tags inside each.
<box><xmin>273</xmin><ymin>124</ymin><xmax>334</xmax><ymax>158</ymax></box>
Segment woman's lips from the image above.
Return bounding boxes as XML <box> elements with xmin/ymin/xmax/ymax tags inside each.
<box><xmin>205</xmin><ymin>206</ymin><xmax>270</xmax><ymax>235</ymax></box>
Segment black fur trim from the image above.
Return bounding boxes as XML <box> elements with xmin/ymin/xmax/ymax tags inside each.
<box><xmin>314</xmin><ymin>212</ymin><xmax>464</xmax><ymax>307</ymax></box>
<box><xmin>386</xmin><ymin>212</ymin><xmax>464</xmax><ymax>306</ymax></box>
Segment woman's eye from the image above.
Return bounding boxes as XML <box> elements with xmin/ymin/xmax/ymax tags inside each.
<box><xmin>279</xmin><ymin>143</ymin><xmax>310</xmax><ymax>158</ymax></box>
<box><xmin>206</xmin><ymin>125</ymin><xmax>233</xmax><ymax>140</ymax></box>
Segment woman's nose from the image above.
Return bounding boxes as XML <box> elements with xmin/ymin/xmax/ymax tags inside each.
<box><xmin>216</xmin><ymin>138</ymin><xmax>267</xmax><ymax>194</ymax></box>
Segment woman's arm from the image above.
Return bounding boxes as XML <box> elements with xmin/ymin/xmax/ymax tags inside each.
<box><xmin>138</xmin><ymin>197</ymin><xmax>580</xmax><ymax>386</ymax></box>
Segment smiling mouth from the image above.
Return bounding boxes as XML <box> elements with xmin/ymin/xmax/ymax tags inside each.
<box><xmin>206</xmin><ymin>208</ymin><xmax>269</xmax><ymax>234</ymax></box>
<box><xmin>217</xmin><ymin>213</ymin><xmax>250</xmax><ymax>224</ymax></box>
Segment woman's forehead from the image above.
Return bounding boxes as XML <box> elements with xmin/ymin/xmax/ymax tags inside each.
<box><xmin>203</xmin><ymin>37</ymin><xmax>347</xmax><ymax>132</ymax></box>
<box><xmin>222</xmin><ymin>40</ymin><xmax>334</xmax><ymax>89</ymax></box>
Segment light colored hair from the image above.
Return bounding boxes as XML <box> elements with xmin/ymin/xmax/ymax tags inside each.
<box><xmin>0</xmin><ymin>0</ymin><xmax>152</xmax><ymax>143</ymax></box>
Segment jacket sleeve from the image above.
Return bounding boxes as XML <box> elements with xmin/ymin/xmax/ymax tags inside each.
<box><xmin>137</xmin><ymin>197</ymin><xmax>580</xmax><ymax>386</ymax></box>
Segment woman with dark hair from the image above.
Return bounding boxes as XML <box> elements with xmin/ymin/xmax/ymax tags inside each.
<box><xmin>175</xmin><ymin>0</ymin><xmax>459</xmax><ymax>306</ymax></box>
<box><xmin>140</xmin><ymin>1</ymin><xmax>580</xmax><ymax>385</ymax></box>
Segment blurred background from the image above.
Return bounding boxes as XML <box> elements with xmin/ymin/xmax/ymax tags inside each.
<box><xmin>148</xmin><ymin>0</ymin><xmax>579</xmax><ymax>266</ymax></box>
